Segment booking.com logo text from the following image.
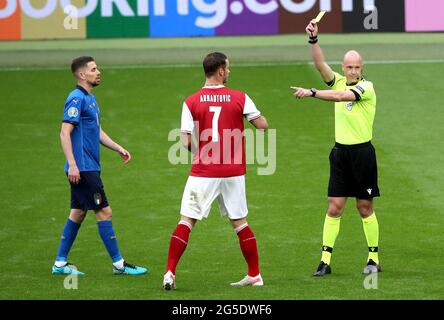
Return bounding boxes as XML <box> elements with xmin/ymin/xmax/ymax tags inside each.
<box><xmin>2</xmin><ymin>0</ymin><xmax>376</xmax><ymax>28</ymax></box>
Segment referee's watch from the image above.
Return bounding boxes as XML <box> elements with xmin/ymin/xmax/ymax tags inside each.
<box><xmin>310</xmin><ymin>88</ymin><xmax>317</xmax><ymax>97</ymax></box>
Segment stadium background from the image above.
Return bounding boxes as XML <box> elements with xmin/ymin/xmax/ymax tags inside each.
<box><xmin>1</xmin><ymin>0</ymin><xmax>443</xmax><ymax>40</ymax></box>
<box><xmin>0</xmin><ymin>0</ymin><xmax>443</xmax><ymax>300</ymax></box>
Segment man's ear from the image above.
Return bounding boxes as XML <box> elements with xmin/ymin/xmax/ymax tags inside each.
<box><xmin>77</xmin><ymin>70</ymin><xmax>85</xmax><ymax>80</ymax></box>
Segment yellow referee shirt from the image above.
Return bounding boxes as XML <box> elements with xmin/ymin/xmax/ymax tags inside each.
<box><xmin>327</xmin><ymin>72</ymin><xmax>376</xmax><ymax>145</ymax></box>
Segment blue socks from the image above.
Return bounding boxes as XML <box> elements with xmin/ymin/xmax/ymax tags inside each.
<box><xmin>56</xmin><ymin>218</ymin><xmax>81</xmax><ymax>263</ymax></box>
<box><xmin>97</xmin><ymin>220</ymin><xmax>123</xmax><ymax>263</ymax></box>
<box><xmin>55</xmin><ymin>219</ymin><xmax>123</xmax><ymax>266</ymax></box>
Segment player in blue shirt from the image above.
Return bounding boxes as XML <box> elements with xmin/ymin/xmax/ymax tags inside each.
<box><xmin>52</xmin><ymin>56</ymin><xmax>147</xmax><ymax>276</ymax></box>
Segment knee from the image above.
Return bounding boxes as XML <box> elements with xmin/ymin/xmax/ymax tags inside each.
<box><xmin>69</xmin><ymin>210</ymin><xmax>86</xmax><ymax>224</ymax></box>
<box><xmin>327</xmin><ymin>205</ymin><xmax>343</xmax><ymax>217</ymax></box>
<box><xmin>96</xmin><ymin>207</ymin><xmax>112</xmax><ymax>221</ymax></box>
<box><xmin>357</xmin><ymin>203</ymin><xmax>373</xmax><ymax>217</ymax></box>
<box><xmin>327</xmin><ymin>199</ymin><xmax>344</xmax><ymax>217</ymax></box>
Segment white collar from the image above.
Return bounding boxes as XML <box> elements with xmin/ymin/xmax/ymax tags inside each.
<box><xmin>202</xmin><ymin>85</ymin><xmax>225</xmax><ymax>89</ymax></box>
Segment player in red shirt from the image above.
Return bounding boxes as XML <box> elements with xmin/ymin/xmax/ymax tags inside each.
<box><xmin>163</xmin><ymin>52</ymin><xmax>268</xmax><ymax>290</ymax></box>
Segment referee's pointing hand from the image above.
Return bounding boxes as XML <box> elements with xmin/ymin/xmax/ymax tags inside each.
<box><xmin>291</xmin><ymin>86</ymin><xmax>311</xmax><ymax>99</ymax></box>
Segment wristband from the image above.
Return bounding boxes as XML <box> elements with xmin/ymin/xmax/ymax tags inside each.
<box><xmin>308</xmin><ymin>36</ymin><xmax>318</xmax><ymax>44</ymax></box>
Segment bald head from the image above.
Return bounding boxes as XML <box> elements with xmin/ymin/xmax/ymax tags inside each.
<box><xmin>343</xmin><ymin>50</ymin><xmax>363</xmax><ymax>65</ymax></box>
<box><xmin>342</xmin><ymin>50</ymin><xmax>364</xmax><ymax>84</ymax></box>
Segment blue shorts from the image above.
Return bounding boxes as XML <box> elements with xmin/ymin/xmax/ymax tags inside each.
<box><xmin>69</xmin><ymin>171</ymin><xmax>109</xmax><ymax>211</ymax></box>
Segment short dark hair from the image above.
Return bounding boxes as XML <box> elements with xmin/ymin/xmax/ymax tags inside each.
<box><xmin>71</xmin><ymin>56</ymin><xmax>95</xmax><ymax>74</ymax></box>
<box><xmin>203</xmin><ymin>52</ymin><xmax>227</xmax><ymax>77</ymax></box>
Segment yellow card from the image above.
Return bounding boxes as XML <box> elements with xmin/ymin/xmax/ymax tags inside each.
<box><xmin>314</xmin><ymin>11</ymin><xmax>326</xmax><ymax>23</ymax></box>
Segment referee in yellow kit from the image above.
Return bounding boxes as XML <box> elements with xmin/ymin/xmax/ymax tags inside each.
<box><xmin>291</xmin><ymin>19</ymin><xmax>381</xmax><ymax>276</ymax></box>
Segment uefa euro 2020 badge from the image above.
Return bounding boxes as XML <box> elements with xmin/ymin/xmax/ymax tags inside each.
<box><xmin>68</xmin><ymin>107</ymin><xmax>79</xmax><ymax>118</ymax></box>
<box><xmin>345</xmin><ymin>102</ymin><xmax>353</xmax><ymax>111</ymax></box>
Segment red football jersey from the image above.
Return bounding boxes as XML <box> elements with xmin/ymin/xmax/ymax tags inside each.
<box><xmin>181</xmin><ymin>85</ymin><xmax>261</xmax><ymax>178</ymax></box>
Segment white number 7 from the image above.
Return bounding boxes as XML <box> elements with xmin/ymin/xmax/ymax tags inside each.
<box><xmin>209</xmin><ymin>106</ymin><xmax>222</xmax><ymax>142</ymax></box>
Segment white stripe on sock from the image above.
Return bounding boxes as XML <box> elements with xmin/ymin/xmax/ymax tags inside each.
<box><xmin>234</xmin><ymin>223</ymin><xmax>248</xmax><ymax>234</ymax></box>
<box><xmin>172</xmin><ymin>235</ymin><xmax>188</xmax><ymax>245</ymax></box>
<box><xmin>178</xmin><ymin>220</ymin><xmax>193</xmax><ymax>230</ymax></box>
<box><xmin>242</xmin><ymin>236</ymin><xmax>256</xmax><ymax>242</ymax></box>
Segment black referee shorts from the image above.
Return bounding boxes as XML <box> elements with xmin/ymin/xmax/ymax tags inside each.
<box><xmin>69</xmin><ymin>171</ymin><xmax>109</xmax><ymax>211</ymax></box>
<box><xmin>328</xmin><ymin>141</ymin><xmax>380</xmax><ymax>199</ymax></box>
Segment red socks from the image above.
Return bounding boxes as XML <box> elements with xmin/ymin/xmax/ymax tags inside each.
<box><xmin>236</xmin><ymin>224</ymin><xmax>260</xmax><ymax>277</ymax></box>
<box><xmin>166</xmin><ymin>221</ymin><xmax>260</xmax><ymax>278</ymax></box>
<box><xmin>166</xmin><ymin>221</ymin><xmax>192</xmax><ymax>274</ymax></box>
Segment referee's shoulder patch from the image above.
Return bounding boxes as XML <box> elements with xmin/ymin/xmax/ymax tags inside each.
<box><xmin>355</xmin><ymin>85</ymin><xmax>365</xmax><ymax>94</ymax></box>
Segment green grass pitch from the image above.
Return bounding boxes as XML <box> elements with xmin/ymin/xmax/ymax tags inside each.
<box><xmin>0</xmin><ymin>34</ymin><xmax>443</xmax><ymax>300</ymax></box>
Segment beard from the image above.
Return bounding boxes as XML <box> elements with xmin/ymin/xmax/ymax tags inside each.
<box><xmin>88</xmin><ymin>79</ymin><xmax>101</xmax><ymax>87</ymax></box>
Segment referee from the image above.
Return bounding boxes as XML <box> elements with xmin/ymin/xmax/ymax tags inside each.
<box><xmin>291</xmin><ymin>20</ymin><xmax>381</xmax><ymax>276</ymax></box>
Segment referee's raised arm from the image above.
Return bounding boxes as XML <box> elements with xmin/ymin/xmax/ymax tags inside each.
<box><xmin>306</xmin><ymin>19</ymin><xmax>334</xmax><ymax>83</ymax></box>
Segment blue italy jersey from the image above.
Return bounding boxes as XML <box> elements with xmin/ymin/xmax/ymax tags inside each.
<box><xmin>62</xmin><ymin>85</ymin><xmax>101</xmax><ymax>173</ymax></box>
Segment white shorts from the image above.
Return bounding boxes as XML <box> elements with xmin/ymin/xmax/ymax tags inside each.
<box><xmin>180</xmin><ymin>175</ymin><xmax>248</xmax><ymax>221</ymax></box>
